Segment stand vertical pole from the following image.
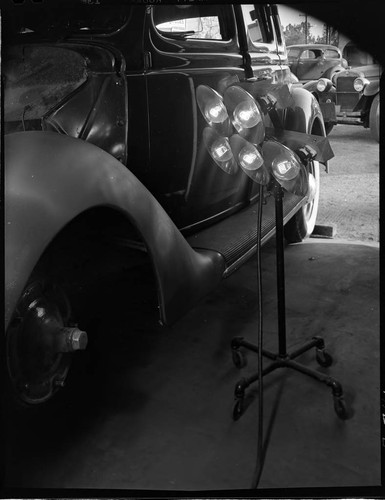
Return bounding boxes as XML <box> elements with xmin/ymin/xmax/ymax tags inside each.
<box><xmin>274</xmin><ymin>184</ymin><xmax>287</xmax><ymax>356</ymax></box>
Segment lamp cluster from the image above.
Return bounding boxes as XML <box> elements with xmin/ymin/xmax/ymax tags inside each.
<box><xmin>196</xmin><ymin>84</ymin><xmax>314</xmax><ymax>197</ymax></box>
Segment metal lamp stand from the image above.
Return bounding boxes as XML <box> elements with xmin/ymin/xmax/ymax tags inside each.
<box><xmin>231</xmin><ymin>182</ymin><xmax>349</xmax><ymax>421</ymax></box>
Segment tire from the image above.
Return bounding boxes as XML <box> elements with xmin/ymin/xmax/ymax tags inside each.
<box><xmin>324</xmin><ymin>122</ymin><xmax>334</xmax><ymax>135</ymax></box>
<box><xmin>369</xmin><ymin>94</ymin><xmax>380</xmax><ymax>143</ymax></box>
<box><xmin>284</xmin><ymin>159</ymin><xmax>320</xmax><ymax>243</ymax></box>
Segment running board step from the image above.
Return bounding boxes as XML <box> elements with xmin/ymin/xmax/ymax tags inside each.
<box><xmin>187</xmin><ymin>192</ymin><xmax>306</xmax><ymax>277</ymax></box>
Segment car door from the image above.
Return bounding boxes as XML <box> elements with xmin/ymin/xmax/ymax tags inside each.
<box><xmin>143</xmin><ymin>4</ymin><xmax>251</xmax><ymax>231</ymax></box>
<box><xmin>322</xmin><ymin>47</ymin><xmax>342</xmax><ymax>75</ymax></box>
<box><xmin>287</xmin><ymin>47</ymin><xmax>301</xmax><ymax>76</ymax></box>
<box><xmin>297</xmin><ymin>48</ymin><xmax>324</xmax><ymax>80</ymax></box>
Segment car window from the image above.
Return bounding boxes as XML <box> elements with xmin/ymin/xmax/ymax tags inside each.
<box><xmin>153</xmin><ymin>5</ymin><xmax>231</xmax><ymax>41</ymax></box>
<box><xmin>300</xmin><ymin>49</ymin><xmax>317</xmax><ymax>60</ymax></box>
<box><xmin>288</xmin><ymin>48</ymin><xmax>301</xmax><ymax>60</ymax></box>
<box><xmin>241</xmin><ymin>4</ymin><xmax>274</xmax><ymax>46</ymax></box>
<box><xmin>324</xmin><ymin>49</ymin><xmax>339</xmax><ymax>59</ymax></box>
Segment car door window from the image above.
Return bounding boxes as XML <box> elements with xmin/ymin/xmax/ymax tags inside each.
<box><xmin>153</xmin><ymin>5</ymin><xmax>232</xmax><ymax>41</ymax></box>
<box><xmin>288</xmin><ymin>48</ymin><xmax>301</xmax><ymax>61</ymax></box>
<box><xmin>324</xmin><ymin>49</ymin><xmax>339</xmax><ymax>59</ymax></box>
<box><xmin>300</xmin><ymin>49</ymin><xmax>317</xmax><ymax>60</ymax></box>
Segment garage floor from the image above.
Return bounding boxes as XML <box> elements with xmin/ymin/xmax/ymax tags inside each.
<box><xmin>2</xmin><ymin>238</ymin><xmax>380</xmax><ymax>493</ymax></box>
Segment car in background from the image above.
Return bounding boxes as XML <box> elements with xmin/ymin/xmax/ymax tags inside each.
<box><xmin>303</xmin><ymin>43</ymin><xmax>381</xmax><ymax>141</ymax></box>
<box><xmin>287</xmin><ymin>44</ymin><xmax>348</xmax><ymax>82</ymax></box>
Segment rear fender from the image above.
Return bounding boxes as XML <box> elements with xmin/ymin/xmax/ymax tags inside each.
<box><xmin>5</xmin><ymin>132</ymin><xmax>225</xmax><ymax>328</ymax></box>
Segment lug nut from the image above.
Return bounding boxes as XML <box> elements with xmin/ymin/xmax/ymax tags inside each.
<box><xmin>56</xmin><ymin>327</ymin><xmax>88</xmax><ymax>352</ymax></box>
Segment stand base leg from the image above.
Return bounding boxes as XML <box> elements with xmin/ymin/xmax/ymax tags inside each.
<box><xmin>231</xmin><ymin>336</ymin><xmax>350</xmax><ymax>420</ymax></box>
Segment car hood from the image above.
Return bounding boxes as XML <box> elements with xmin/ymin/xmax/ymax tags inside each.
<box><xmin>337</xmin><ymin>64</ymin><xmax>382</xmax><ymax>79</ymax></box>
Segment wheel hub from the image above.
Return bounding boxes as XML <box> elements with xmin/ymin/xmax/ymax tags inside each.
<box><xmin>6</xmin><ymin>280</ymin><xmax>87</xmax><ymax>405</ymax></box>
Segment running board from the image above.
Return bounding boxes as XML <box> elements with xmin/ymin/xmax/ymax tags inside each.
<box><xmin>187</xmin><ymin>193</ymin><xmax>306</xmax><ymax>278</ymax></box>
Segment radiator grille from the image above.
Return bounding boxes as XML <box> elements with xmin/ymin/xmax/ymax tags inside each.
<box><xmin>336</xmin><ymin>76</ymin><xmax>360</xmax><ymax>111</ymax></box>
<box><xmin>336</xmin><ymin>76</ymin><xmax>356</xmax><ymax>92</ymax></box>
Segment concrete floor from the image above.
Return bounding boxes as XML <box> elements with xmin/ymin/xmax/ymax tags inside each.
<box><xmin>3</xmin><ymin>238</ymin><xmax>380</xmax><ymax>493</ymax></box>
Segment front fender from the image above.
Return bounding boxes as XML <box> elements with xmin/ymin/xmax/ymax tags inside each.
<box><xmin>5</xmin><ymin>132</ymin><xmax>225</xmax><ymax>328</ymax></box>
<box><xmin>284</xmin><ymin>86</ymin><xmax>326</xmax><ymax>135</ymax></box>
<box><xmin>302</xmin><ymin>80</ymin><xmax>336</xmax><ymax>102</ymax></box>
<box><xmin>302</xmin><ymin>80</ymin><xmax>319</xmax><ymax>94</ymax></box>
<box><xmin>363</xmin><ymin>80</ymin><xmax>380</xmax><ymax>97</ymax></box>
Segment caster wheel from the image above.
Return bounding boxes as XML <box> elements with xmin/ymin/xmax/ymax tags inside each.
<box><xmin>233</xmin><ymin>399</ymin><xmax>244</xmax><ymax>421</ymax></box>
<box><xmin>232</xmin><ymin>349</ymin><xmax>247</xmax><ymax>369</ymax></box>
<box><xmin>333</xmin><ymin>397</ymin><xmax>349</xmax><ymax>420</ymax></box>
<box><xmin>316</xmin><ymin>349</ymin><xmax>333</xmax><ymax>367</ymax></box>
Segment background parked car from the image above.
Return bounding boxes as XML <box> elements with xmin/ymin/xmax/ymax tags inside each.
<box><xmin>287</xmin><ymin>44</ymin><xmax>348</xmax><ymax>82</ymax></box>
<box><xmin>303</xmin><ymin>42</ymin><xmax>381</xmax><ymax>140</ymax></box>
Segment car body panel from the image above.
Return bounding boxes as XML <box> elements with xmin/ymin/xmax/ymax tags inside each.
<box><xmin>5</xmin><ymin>132</ymin><xmax>225</xmax><ymax>329</ymax></box>
<box><xmin>3</xmin><ymin>3</ymin><xmax>331</xmax><ymax>344</ymax></box>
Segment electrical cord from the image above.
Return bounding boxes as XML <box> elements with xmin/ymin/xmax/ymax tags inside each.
<box><xmin>251</xmin><ymin>182</ymin><xmax>265</xmax><ymax>489</ymax></box>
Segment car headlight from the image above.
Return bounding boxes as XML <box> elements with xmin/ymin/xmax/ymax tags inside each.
<box><xmin>353</xmin><ymin>77</ymin><xmax>370</xmax><ymax>92</ymax></box>
<box><xmin>316</xmin><ymin>78</ymin><xmax>332</xmax><ymax>93</ymax></box>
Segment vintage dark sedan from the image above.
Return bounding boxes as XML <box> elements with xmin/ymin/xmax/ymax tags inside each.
<box><xmin>287</xmin><ymin>44</ymin><xmax>348</xmax><ymax>82</ymax></box>
<box><xmin>303</xmin><ymin>43</ymin><xmax>381</xmax><ymax>140</ymax></box>
<box><xmin>2</xmin><ymin>1</ymin><xmax>332</xmax><ymax>408</ymax></box>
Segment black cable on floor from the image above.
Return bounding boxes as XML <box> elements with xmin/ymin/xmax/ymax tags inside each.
<box><xmin>251</xmin><ymin>182</ymin><xmax>265</xmax><ymax>489</ymax></box>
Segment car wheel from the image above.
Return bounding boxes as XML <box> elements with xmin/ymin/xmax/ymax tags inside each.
<box><xmin>284</xmin><ymin>159</ymin><xmax>320</xmax><ymax>243</ymax></box>
<box><xmin>369</xmin><ymin>94</ymin><xmax>379</xmax><ymax>143</ymax></box>
<box><xmin>5</xmin><ymin>274</ymin><xmax>87</xmax><ymax>407</ymax></box>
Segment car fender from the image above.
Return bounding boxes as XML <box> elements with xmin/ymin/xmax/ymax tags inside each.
<box><xmin>363</xmin><ymin>80</ymin><xmax>380</xmax><ymax>97</ymax></box>
<box><xmin>284</xmin><ymin>86</ymin><xmax>326</xmax><ymax>135</ymax></box>
<box><xmin>322</xmin><ymin>64</ymin><xmax>346</xmax><ymax>80</ymax></box>
<box><xmin>5</xmin><ymin>131</ymin><xmax>225</xmax><ymax>328</ymax></box>
<box><xmin>302</xmin><ymin>80</ymin><xmax>319</xmax><ymax>94</ymax></box>
<box><xmin>302</xmin><ymin>80</ymin><xmax>336</xmax><ymax>100</ymax></box>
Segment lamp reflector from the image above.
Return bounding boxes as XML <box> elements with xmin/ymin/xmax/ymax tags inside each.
<box><xmin>229</xmin><ymin>134</ymin><xmax>270</xmax><ymax>184</ymax></box>
<box><xmin>203</xmin><ymin>127</ymin><xmax>238</xmax><ymax>175</ymax></box>
<box><xmin>239</xmin><ymin>144</ymin><xmax>264</xmax><ymax>171</ymax></box>
<box><xmin>262</xmin><ymin>140</ymin><xmax>309</xmax><ymax>195</ymax></box>
<box><xmin>211</xmin><ymin>138</ymin><xmax>233</xmax><ymax>162</ymax></box>
<box><xmin>272</xmin><ymin>155</ymin><xmax>300</xmax><ymax>180</ymax></box>
<box><xmin>224</xmin><ymin>86</ymin><xmax>265</xmax><ymax>143</ymax></box>
<box><xmin>196</xmin><ymin>85</ymin><xmax>229</xmax><ymax>125</ymax></box>
<box><xmin>233</xmin><ymin>100</ymin><xmax>262</xmax><ymax>131</ymax></box>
